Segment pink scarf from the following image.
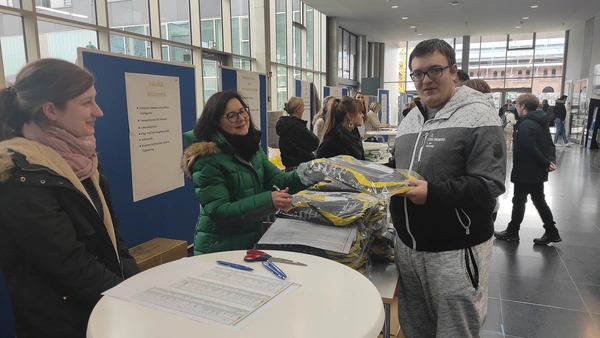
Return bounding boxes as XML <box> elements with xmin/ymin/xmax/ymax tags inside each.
<box><xmin>22</xmin><ymin>122</ymin><xmax>98</xmax><ymax>180</ymax></box>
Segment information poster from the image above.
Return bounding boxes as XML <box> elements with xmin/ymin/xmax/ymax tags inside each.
<box><xmin>236</xmin><ymin>70</ymin><xmax>261</xmax><ymax>128</ymax></box>
<box><xmin>330</xmin><ymin>87</ymin><xmax>343</xmax><ymax>98</ymax></box>
<box><xmin>381</xmin><ymin>93</ymin><xmax>388</xmax><ymax>122</ymax></box>
<box><xmin>125</xmin><ymin>73</ymin><xmax>184</xmax><ymax>202</ymax></box>
<box><xmin>300</xmin><ymin>81</ymin><xmax>311</xmax><ymax>122</ymax></box>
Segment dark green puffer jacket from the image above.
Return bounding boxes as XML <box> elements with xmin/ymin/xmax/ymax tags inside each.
<box><xmin>182</xmin><ymin>131</ymin><xmax>306</xmax><ymax>255</ymax></box>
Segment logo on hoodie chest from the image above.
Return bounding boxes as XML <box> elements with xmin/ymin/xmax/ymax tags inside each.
<box><xmin>424</xmin><ymin>132</ymin><xmax>446</xmax><ymax>149</ymax></box>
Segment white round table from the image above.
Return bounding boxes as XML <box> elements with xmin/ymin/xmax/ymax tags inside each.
<box><xmin>365</xmin><ymin>130</ymin><xmax>397</xmax><ymax>137</ymax></box>
<box><xmin>87</xmin><ymin>251</ymin><xmax>385</xmax><ymax>338</ymax></box>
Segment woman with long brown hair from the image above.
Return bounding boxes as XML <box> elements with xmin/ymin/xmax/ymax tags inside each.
<box><xmin>0</xmin><ymin>59</ymin><xmax>140</xmax><ymax>337</ymax></box>
<box><xmin>316</xmin><ymin>96</ymin><xmax>365</xmax><ymax>160</ymax></box>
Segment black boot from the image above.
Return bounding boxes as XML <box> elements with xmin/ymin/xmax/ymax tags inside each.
<box><xmin>494</xmin><ymin>229</ymin><xmax>520</xmax><ymax>242</ymax></box>
<box><xmin>533</xmin><ymin>230</ymin><xmax>562</xmax><ymax>245</ymax></box>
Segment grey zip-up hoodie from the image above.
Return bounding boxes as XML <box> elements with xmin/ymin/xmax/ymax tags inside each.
<box><xmin>390</xmin><ymin>86</ymin><xmax>507</xmax><ymax>252</ymax></box>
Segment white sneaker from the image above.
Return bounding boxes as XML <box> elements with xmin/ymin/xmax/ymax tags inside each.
<box><xmin>555</xmin><ymin>143</ymin><xmax>563</xmax><ymax>147</ymax></box>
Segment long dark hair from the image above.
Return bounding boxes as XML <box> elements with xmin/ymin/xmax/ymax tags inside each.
<box><xmin>0</xmin><ymin>59</ymin><xmax>94</xmax><ymax>141</ymax></box>
<box><xmin>322</xmin><ymin>96</ymin><xmax>360</xmax><ymax>139</ymax></box>
<box><xmin>193</xmin><ymin>90</ymin><xmax>259</xmax><ymax>142</ymax></box>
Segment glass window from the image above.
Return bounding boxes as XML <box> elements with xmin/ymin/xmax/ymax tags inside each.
<box><xmin>533</xmin><ymin>77</ymin><xmax>562</xmax><ymax>104</ymax></box>
<box><xmin>292</xmin><ymin>0</ymin><xmax>301</xmax><ymax>24</ymax></box>
<box><xmin>110</xmin><ymin>33</ymin><xmax>151</xmax><ymax>58</ymax></box>
<box><xmin>342</xmin><ymin>30</ymin><xmax>349</xmax><ymax>78</ymax></box>
<box><xmin>534</xmin><ymin>31</ymin><xmax>564</xmax><ymax>80</ymax></box>
<box><xmin>231</xmin><ymin>0</ymin><xmax>250</xmax><ymax>57</ymax></box>
<box><xmin>293</xmin><ymin>26</ymin><xmax>301</xmax><ymax>67</ymax></box>
<box><xmin>38</xmin><ymin>20</ymin><xmax>97</xmax><ymax>63</ymax></box>
<box><xmin>35</xmin><ymin>0</ymin><xmax>96</xmax><ymax>24</ymax></box>
<box><xmin>0</xmin><ymin>0</ymin><xmax>20</xmax><ymax>8</ymax></box>
<box><xmin>293</xmin><ymin>68</ymin><xmax>301</xmax><ymax>80</ymax></box>
<box><xmin>159</xmin><ymin>0</ymin><xmax>190</xmax><ymax>44</ymax></box>
<box><xmin>275</xmin><ymin>0</ymin><xmax>286</xmax><ymax>63</ymax></box>
<box><xmin>479</xmin><ymin>35</ymin><xmax>507</xmax><ymax>80</ymax></box>
<box><xmin>455</xmin><ymin>37</ymin><xmax>463</xmax><ymax>68</ymax></box>
<box><xmin>506</xmin><ymin>49</ymin><xmax>534</xmax><ymax>87</ymax></box>
<box><xmin>108</xmin><ymin>0</ymin><xmax>149</xmax><ymax>34</ymax></box>
<box><xmin>468</xmin><ymin>36</ymin><xmax>481</xmax><ymax>79</ymax></box>
<box><xmin>350</xmin><ymin>34</ymin><xmax>356</xmax><ymax>80</ymax></box>
<box><xmin>306</xmin><ymin>72</ymin><xmax>313</xmax><ymax>82</ymax></box>
<box><xmin>0</xmin><ymin>14</ymin><xmax>26</xmax><ymax>84</ymax></box>
<box><xmin>162</xmin><ymin>44</ymin><xmax>191</xmax><ymax>64</ymax></box>
<box><xmin>306</xmin><ymin>6</ymin><xmax>314</xmax><ymax>70</ymax></box>
<box><xmin>508</xmin><ymin>33</ymin><xmax>534</xmax><ymax>49</ymax></box>
<box><xmin>276</xmin><ymin>65</ymin><xmax>287</xmax><ymax>110</ymax></box>
<box><xmin>233</xmin><ymin>57</ymin><xmax>251</xmax><ymax>70</ymax></box>
<box><xmin>203</xmin><ymin>60</ymin><xmax>220</xmax><ymax>101</ymax></box>
<box><xmin>337</xmin><ymin>27</ymin><xmax>343</xmax><ymax>78</ymax></box>
<box><xmin>200</xmin><ymin>0</ymin><xmax>223</xmax><ymax>50</ymax></box>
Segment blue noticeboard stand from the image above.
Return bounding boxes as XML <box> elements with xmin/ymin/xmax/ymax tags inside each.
<box><xmin>378</xmin><ymin>89</ymin><xmax>390</xmax><ymax>123</ymax></box>
<box><xmin>220</xmin><ymin>67</ymin><xmax>268</xmax><ymax>153</ymax></box>
<box><xmin>79</xmin><ymin>49</ymin><xmax>198</xmax><ymax>246</ymax></box>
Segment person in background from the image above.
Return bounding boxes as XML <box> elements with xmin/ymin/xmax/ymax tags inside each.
<box><xmin>494</xmin><ymin>93</ymin><xmax>561</xmax><ymax>245</ymax></box>
<box><xmin>316</xmin><ymin>96</ymin><xmax>365</xmax><ymax>160</ymax></box>
<box><xmin>354</xmin><ymin>92</ymin><xmax>368</xmax><ymax>139</ymax></box>
<box><xmin>0</xmin><ymin>59</ymin><xmax>140</xmax><ymax>338</ymax></box>
<box><xmin>391</xmin><ymin>39</ymin><xmax>506</xmax><ymax>337</ymax></box>
<box><xmin>500</xmin><ymin>99</ymin><xmax>512</xmax><ymax>118</ymax></box>
<box><xmin>182</xmin><ymin>91</ymin><xmax>308</xmax><ymax>255</ymax></box>
<box><xmin>553</xmin><ymin>95</ymin><xmax>570</xmax><ymax>146</ymax></box>
<box><xmin>542</xmin><ymin>99</ymin><xmax>549</xmax><ymax>112</ymax></box>
<box><xmin>455</xmin><ymin>69</ymin><xmax>470</xmax><ymax>87</ymax></box>
<box><xmin>402</xmin><ymin>100</ymin><xmax>417</xmax><ymax>118</ymax></box>
<box><xmin>276</xmin><ymin>97</ymin><xmax>319</xmax><ymax>172</ymax></box>
<box><xmin>364</xmin><ymin>101</ymin><xmax>390</xmax><ymax>133</ymax></box>
<box><xmin>313</xmin><ymin>95</ymin><xmax>334</xmax><ymax>140</ymax></box>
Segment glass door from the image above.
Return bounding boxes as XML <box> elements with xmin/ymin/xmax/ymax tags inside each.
<box><xmin>569</xmin><ymin>79</ymin><xmax>588</xmax><ymax>145</ymax></box>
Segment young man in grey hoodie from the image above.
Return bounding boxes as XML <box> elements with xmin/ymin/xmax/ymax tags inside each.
<box><xmin>390</xmin><ymin>39</ymin><xmax>507</xmax><ymax>337</ymax></box>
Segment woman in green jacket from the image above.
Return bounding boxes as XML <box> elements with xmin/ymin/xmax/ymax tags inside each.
<box><xmin>182</xmin><ymin>91</ymin><xmax>307</xmax><ymax>255</ymax></box>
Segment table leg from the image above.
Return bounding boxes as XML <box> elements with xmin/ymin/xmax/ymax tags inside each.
<box><xmin>383</xmin><ymin>303</ymin><xmax>391</xmax><ymax>338</ymax></box>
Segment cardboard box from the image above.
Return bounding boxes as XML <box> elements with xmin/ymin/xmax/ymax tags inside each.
<box><xmin>129</xmin><ymin>238</ymin><xmax>188</xmax><ymax>271</ymax></box>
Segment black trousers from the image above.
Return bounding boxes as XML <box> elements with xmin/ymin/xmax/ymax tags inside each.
<box><xmin>508</xmin><ymin>183</ymin><xmax>557</xmax><ymax>232</ymax></box>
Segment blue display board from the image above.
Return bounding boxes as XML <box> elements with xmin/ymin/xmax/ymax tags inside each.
<box><xmin>378</xmin><ymin>89</ymin><xmax>390</xmax><ymax>123</ymax></box>
<box><xmin>79</xmin><ymin>49</ymin><xmax>199</xmax><ymax>246</ymax></box>
<box><xmin>220</xmin><ymin>67</ymin><xmax>268</xmax><ymax>153</ymax></box>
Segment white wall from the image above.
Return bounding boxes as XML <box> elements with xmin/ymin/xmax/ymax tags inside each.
<box><xmin>565</xmin><ymin>12</ymin><xmax>600</xmax><ymax>100</ymax></box>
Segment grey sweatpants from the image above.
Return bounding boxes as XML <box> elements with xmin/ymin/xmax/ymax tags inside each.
<box><xmin>394</xmin><ymin>237</ymin><xmax>493</xmax><ymax>338</ymax></box>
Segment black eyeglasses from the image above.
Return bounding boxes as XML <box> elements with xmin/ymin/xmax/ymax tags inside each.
<box><xmin>223</xmin><ymin>107</ymin><xmax>249</xmax><ymax>123</ymax></box>
<box><xmin>410</xmin><ymin>65</ymin><xmax>452</xmax><ymax>82</ymax></box>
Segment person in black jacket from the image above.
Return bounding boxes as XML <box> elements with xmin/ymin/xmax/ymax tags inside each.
<box><xmin>0</xmin><ymin>59</ymin><xmax>140</xmax><ymax>338</ymax></box>
<box><xmin>495</xmin><ymin>93</ymin><xmax>561</xmax><ymax>245</ymax></box>
<box><xmin>276</xmin><ymin>97</ymin><xmax>319</xmax><ymax>171</ymax></box>
<box><xmin>553</xmin><ymin>95</ymin><xmax>569</xmax><ymax>146</ymax></box>
<box><xmin>316</xmin><ymin>96</ymin><xmax>365</xmax><ymax>160</ymax></box>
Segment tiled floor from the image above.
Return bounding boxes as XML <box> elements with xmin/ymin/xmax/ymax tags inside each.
<box><xmin>482</xmin><ymin>145</ymin><xmax>600</xmax><ymax>338</ymax></box>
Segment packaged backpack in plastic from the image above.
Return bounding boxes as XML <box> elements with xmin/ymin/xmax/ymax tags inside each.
<box><xmin>296</xmin><ymin>155</ymin><xmax>419</xmax><ymax>198</ymax></box>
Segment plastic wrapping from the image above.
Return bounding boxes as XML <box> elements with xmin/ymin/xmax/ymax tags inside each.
<box><xmin>297</xmin><ymin>155</ymin><xmax>419</xmax><ymax>198</ymax></box>
<box><xmin>369</xmin><ymin>226</ymin><xmax>396</xmax><ymax>262</ymax></box>
<box><xmin>279</xmin><ymin>190</ymin><xmax>385</xmax><ymax>231</ymax></box>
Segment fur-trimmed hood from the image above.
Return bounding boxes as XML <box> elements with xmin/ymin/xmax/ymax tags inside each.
<box><xmin>181</xmin><ymin>141</ymin><xmax>221</xmax><ymax>178</ymax></box>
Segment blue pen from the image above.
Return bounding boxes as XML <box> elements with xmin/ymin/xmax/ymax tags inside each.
<box><xmin>217</xmin><ymin>260</ymin><xmax>254</xmax><ymax>271</ymax></box>
<box><xmin>262</xmin><ymin>261</ymin><xmax>286</xmax><ymax>279</ymax></box>
<box><xmin>267</xmin><ymin>261</ymin><xmax>287</xmax><ymax>279</ymax></box>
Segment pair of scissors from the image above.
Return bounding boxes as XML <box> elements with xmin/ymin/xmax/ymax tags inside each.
<box><xmin>244</xmin><ymin>250</ymin><xmax>307</xmax><ymax>266</ymax></box>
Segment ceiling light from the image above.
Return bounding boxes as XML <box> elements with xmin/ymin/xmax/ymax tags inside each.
<box><xmin>392</xmin><ymin>5</ymin><xmax>399</xmax><ymax>8</ymax></box>
<box><xmin>449</xmin><ymin>1</ymin><xmax>460</xmax><ymax>5</ymax></box>
<box><xmin>36</xmin><ymin>6</ymin><xmax>70</xmax><ymax>15</ymax></box>
<box><xmin>402</xmin><ymin>16</ymin><xmax>408</xmax><ymax>19</ymax></box>
<box><xmin>516</xmin><ymin>26</ymin><xmax>521</xmax><ymax>28</ymax></box>
<box><xmin>523</xmin><ymin>16</ymin><xmax>529</xmax><ymax>19</ymax></box>
<box><xmin>410</xmin><ymin>25</ymin><xmax>416</xmax><ymax>28</ymax></box>
<box><xmin>531</xmin><ymin>5</ymin><xmax>538</xmax><ymax>8</ymax></box>
<box><xmin>417</xmin><ymin>33</ymin><xmax>423</xmax><ymax>36</ymax></box>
